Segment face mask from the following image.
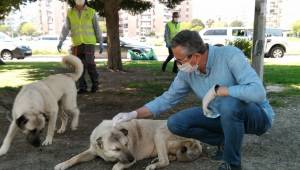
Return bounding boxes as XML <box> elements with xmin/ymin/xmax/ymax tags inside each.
<box><xmin>75</xmin><ymin>0</ymin><xmax>85</xmax><ymax>6</ymax></box>
<box><xmin>173</xmin><ymin>18</ymin><xmax>179</xmax><ymax>22</ymax></box>
<box><xmin>177</xmin><ymin>63</ymin><xmax>198</xmax><ymax>73</ymax></box>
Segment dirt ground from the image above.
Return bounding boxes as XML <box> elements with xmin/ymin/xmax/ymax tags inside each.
<box><xmin>0</xmin><ymin>67</ymin><xmax>299</xmax><ymax>170</ymax></box>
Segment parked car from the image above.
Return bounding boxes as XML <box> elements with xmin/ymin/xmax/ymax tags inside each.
<box><xmin>98</xmin><ymin>36</ymin><xmax>156</xmax><ymax>60</ymax></box>
<box><xmin>0</xmin><ymin>32</ymin><xmax>32</xmax><ymax>60</ymax></box>
<box><xmin>199</xmin><ymin>27</ymin><xmax>288</xmax><ymax>58</ymax></box>
<box><xmin>29</xmin><ymin>35</ymin><xmax>72</xmax><ymax>51</ymax></box>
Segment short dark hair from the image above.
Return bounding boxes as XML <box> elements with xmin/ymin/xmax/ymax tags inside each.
<box><xmin>171</xmin><ymin>30</ymin><xmax>207</xmax><ymax>56</ymax></box>
<box><xmin>172</xmin><ymin>12</ymin><xmax>179</xmax><ymax>17</ymax></box>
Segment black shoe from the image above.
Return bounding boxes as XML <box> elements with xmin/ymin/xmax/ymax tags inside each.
<box><xmin>77</xmin><ymin>89</ymin><xmax>88</xmax><ymax>94</ymax></box>
<box><xmin>90</xmin><ymin>85</ymin><xmax>98</xmax><ymax>93</ymax></box>
<box><xmin>212</xmin><ymin>145</ymin><xmax>224</xmax><ymax>161</ymax></box>
<box><xmin>218</xmin><ymin>162</ymin><xmax>242</xmax><ymax>170</ymax></box>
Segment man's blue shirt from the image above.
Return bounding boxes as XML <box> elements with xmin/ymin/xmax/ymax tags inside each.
<box><xmin>145</xmin><ymin>45</ymin><xmax>275</xmax><ymax>124</ymax></box>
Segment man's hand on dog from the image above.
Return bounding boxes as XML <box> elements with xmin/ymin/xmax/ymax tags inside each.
<box><xmin>112</xmin><ymin>111</ymin><xmax>138</xmax><ymax>126</ymax></box>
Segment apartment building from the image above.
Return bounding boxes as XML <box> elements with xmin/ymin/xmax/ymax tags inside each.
<box><xmin>119</xmin><ymin>0</ymin><xmax>192</xmax><ymax>38</ymax></box>
<box><xmin>266</xmin><ymin>0</ymin><xmax>283</xmax><ymax>28</ymax></box>
<box><xmin>37</xmin><ymin>0</ymin><xmax>68</xmax><ymax>35</ymax></box>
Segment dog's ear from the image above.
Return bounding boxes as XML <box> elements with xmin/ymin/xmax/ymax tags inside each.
<box><xmin>96</xmin><ymin>137</ymin><xmax>103</xmax><ymax>149</ymax></box>
<box><xmin>16</xmin><ymin>115</ymin><xmax>28</xmax><ymax>129</ymax></box>
<box><xmin>120</xmin><ymin>128</ymin><xmax>128</xmax><ymax>136</ymax></box>
<box><xmin>181</xmin><ymin>146</ymin><xmax>187</xmax><ymax>153</ymax></box>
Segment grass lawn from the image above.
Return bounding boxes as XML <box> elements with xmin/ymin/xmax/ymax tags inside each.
<box><xmin>0</xmin><ymin>59</ymin><xmax>299</xmax><ymax>98</ymax></box>
<box><xmin>287</xmin><ymin>37</ymin><xmax>300</xmax><ymax>42</ymax></box>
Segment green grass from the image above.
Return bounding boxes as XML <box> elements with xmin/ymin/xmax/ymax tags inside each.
<box><xmin>32</xmin><ymin>50</ymin><xmax>68</xmax><ymax>55</ymax></box>
<box><xmin>0</xmin><ymin>60</ymin><xmax>300</xmax><ymax>100</ymax></box>
<box><xmin>288</xmin><ymin>37</ymin><xmax>300</xmax><ymax>42</ymax></box>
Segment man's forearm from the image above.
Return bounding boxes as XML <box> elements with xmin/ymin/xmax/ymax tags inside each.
<box><xmin>59</xmin><ymin>18</ymin><xmax>70</xmax><ymax>43</ymax></box>
<box><xmin>135</xmin><ymin>106</ymin><xmax>153</xmax><ymax>118</ymax></box>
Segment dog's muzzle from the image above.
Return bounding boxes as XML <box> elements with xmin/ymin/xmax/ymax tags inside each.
<box><xmin>26</xmin><ymin>130</ymin><xmax>41</xmax><ymax>147</ymax></box>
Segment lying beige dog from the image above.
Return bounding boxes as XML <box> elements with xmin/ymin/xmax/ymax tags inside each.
<box><xmin>0</xmin><ymin>55</ymin><xmax>83</xmax><ymax>156</ymax></box>
<box><xmin>55</xmin><ymin>119</ymin><xmax>202</xmax><ymax>170</ymax></box>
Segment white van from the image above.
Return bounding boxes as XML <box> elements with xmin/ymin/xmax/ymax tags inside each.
<box><xmin>199</xmin><ymin>27</ymin><xmax>288</xmax><ymax>58</ymax></box>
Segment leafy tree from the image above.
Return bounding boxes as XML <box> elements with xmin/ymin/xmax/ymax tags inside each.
<box><xmin>206</xmin><ymin>19</ymin><xmax>215</xmax><ymax>28</ymax></box>
<box><xmin>64</xmin><ymin>0</ymin><xmax>185</xmax><ymax>71</ymax></box>
<box><xmin>292</xmin><ymin>19</ymin><xmax>300</xmax><ymax>35</ymax></box>
<box><xmin>99</xmin><ymin>20</ymin><xmax>107</xmax><ymax>33</ymax></box>
<box><xmin>1</xmin><ymin>0</ymin><xmax>185</xmax><ymax>70</ymax></box>
<box><xmin>230</xmin><ymin>20</ymin><xmax>244</xmax><ymax>27</ymax></box>
<box><xmin>191</xmin><ymin>19</ymin><xmax>204</xmax><ymax>29</ymax></box>
<box><xmin>180</xmin><ymin>20</ymin><xmax>204</xmax><ymax>32</ymax></box>
<box><xmin>180</xmin><ymin>22</ymin><xmax>192</xmax><ymax>30</ymax></box>
<box><xmin>18</xmin><ymin>22</ymin><xmax>37</xmax><ymax>36</ymax></box>
<box><xmin>0</xmin><ymin>24</ymin><xmax>11</xmax><ymax>34</ymax></box>
<box><xmin>211</xmin><ymin>18</ymin><xmax>228</xmax><ymax>28</ymax></box>
<box><xmin>191</xmin><ymin>26</ymin><xmax>204</xmax><ymax>32</ymax></box>
<box><xmin>0</xmin><ymin>0</ymin><xmax>36</xmax><ymax>20</ymax></box>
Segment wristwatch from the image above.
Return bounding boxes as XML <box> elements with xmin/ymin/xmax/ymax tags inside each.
<box><xmin>214</xmin><ymin>84</ymin><xmax>220</xmax><ymax>95</ymax></box>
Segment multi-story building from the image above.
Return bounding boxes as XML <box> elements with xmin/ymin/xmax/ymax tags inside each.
<box><xmin>37</xmin><ymin>0</ymin><xmax>68</xmax><ymax>35</ymax></box>
<box><xmin>3</xmin><ymin>0</ymin><xmax>68</xmax><ymax>35</ymax></box>
<box><xmin>266</xmin><ymin>0</ymin><xmax>283</xmax><ymax>28</ymax></box>
<box><xmin>119</xmin><ymin>0</ymin><xmax>192</xmax><ymax>38</ymax></box>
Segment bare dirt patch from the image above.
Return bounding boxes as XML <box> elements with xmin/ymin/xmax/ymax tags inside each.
<box><xmin>0</xmin><ymin>67</ymin><xmax>299</xmax><ymax>170</ymax></box>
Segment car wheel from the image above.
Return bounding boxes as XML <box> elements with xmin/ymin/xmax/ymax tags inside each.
<box><xmin>269</xmin><ymin>46</ymin><xmax>284</xmax><ymax>58</ymax></box>
<box><xmin>1</xmin><ymin>50</ymin><xmax>13</xmax><ymax>60</ymax></box>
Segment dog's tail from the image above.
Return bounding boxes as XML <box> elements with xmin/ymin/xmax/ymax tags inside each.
<box><xmin>62</xmin><ymin>55</ymin><xmax>83</xmax><ymax>81</ymax></box>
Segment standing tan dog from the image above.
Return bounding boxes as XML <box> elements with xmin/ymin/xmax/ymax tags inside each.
<box><xmin>0</xmin><ymin>55</ymin><xmax>83</xmax><ymax>156</ymax></box>
<box><xmin>55</xmin><ymin>119</ymin><xmax>202</xmax><ymax>170</ymax></box>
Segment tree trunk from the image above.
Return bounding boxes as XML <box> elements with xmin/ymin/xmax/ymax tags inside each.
<box><xmin>251</xmin><ymin>0</ymin><xmax>267</xmax><ymax>80</ymax></box>
<box><xmin>104</xmin><ymin>0</ymin><xmax>123</xmax><ymax>71</ymax></box>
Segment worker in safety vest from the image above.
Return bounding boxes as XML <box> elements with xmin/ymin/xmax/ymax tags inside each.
<box><xmin>57</xmin><ymin>0</ymin><xmax>103</xmax><ymax>94</ymax></box>
<box><xmin>162</xmin><ymin>12</ymin><xmax>181</xmax><ymax>73</ymax></box>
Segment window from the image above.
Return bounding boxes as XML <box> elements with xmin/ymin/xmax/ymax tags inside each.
<box><xmin>266</xmin><ymin>29</ymin><xmax>283</xmax><ymax>37</ymax></box>
<box><xmin>214</xmin><ymin>29</ymin><xmax>227</xmax><ymax>35</ymax></box>
<box><xmin>232</xmin><ymin>29</ymin><xmax>246</xmax><ymax>36</ymax></box>
<box><xmin>203</xmin><ymin>30</ymin><xmax>214</xmax><ymax>35</ymax></box>
<box><xmin>204</xmin><ymin>29</ymin><xmax>227</xmax><ymax>36</ymax></box>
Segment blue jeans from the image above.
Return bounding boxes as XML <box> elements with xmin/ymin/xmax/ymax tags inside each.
<box><xmin>167</xmin><ymin>96</ymin><xmax>271</xmax><ymax>166</ymax></box>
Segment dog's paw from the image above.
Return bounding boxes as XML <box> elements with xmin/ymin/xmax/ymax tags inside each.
<box><xmin>71</xmin><ymin>126</ymin><xmax>77</xmax><ymax>131</ymax></box>
<box><xmin>145</xmin><ymin>164</ymin><xmax>157</xmax><ymax>170</ymax></box>
<box><xmin>54</xmin><ymin>162</ymin><xmax>68</xmax><ymax>170</ymax></box>
<box><xmin>57</xmin><ymin>128</ymin><xmax>66</xmax><ymax>134</ymax></box>
<box><xmin>150</xmin><ymin>157</ymin><xmax>159</xmax><ymax>164</ymax></box>
<box><xmin>42</xmin><ymin>137</ymin><xmax>53</xmax><ymax>146</ymax></box>
<box><xmin>112</xmin><ymin>164</ymin><xmax>122</xmax><ymax>170</ymax></box>
<box><xmin>0</xmin><ymin>147</ymin><xmax>8</xmax><ymax>156</ymax></box>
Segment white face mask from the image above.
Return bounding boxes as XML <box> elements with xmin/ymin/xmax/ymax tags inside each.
<box><xmin>75</xmin><ymin>0</ymin><xmax>85</xmax><ymax>6</ymax></box>
<box><xmin>173</xmin><ymin>18</ymin><xmax>179</xmax><ymax>23</ymax></box>
<box><xmin>177</xmin><ymin>63</ymin><xmax>198</xmax><ymax>73</ymax></box>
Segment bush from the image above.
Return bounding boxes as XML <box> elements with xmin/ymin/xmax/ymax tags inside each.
<box><xmin>228</xmin><ymin>38</ymin><xmax>252</xmax><ymax>59</ymax></box>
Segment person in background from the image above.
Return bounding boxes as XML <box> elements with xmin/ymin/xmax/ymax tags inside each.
<box><xmin>162</xmin><ymin>12</ymin><xmax>181</xmax><ymax>73</ymax></box>
<box><xmin>112</xmin><ymin>30</ymin><xmax>274</xmax><ymax>170</ymax></box>
<box><xmin>57</xmin><ymin>0</ymin><xmax>103</xmax><ymax>94</ymax></box>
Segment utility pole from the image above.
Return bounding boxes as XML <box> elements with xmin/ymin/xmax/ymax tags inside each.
<box><xmin>252</xmin><ymin>0</ymin><xmax>267</xmax><ymax>80</ymax></box>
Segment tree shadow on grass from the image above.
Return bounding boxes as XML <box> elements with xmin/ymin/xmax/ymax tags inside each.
<box><xmin>0</xmin><ymin>62</ymin><xmax>66</xmax><ymax>83</ymax></box>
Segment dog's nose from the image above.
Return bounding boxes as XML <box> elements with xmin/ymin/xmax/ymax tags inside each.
<box><xmin>26</xmin><ymin>133</ymin><xmax>41</xmax><ymax>147</ymax></box>
<box><xmin>127</xmin><ymin>154</ymin><xmax>135</xmax><ymax>163</ymax></box>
